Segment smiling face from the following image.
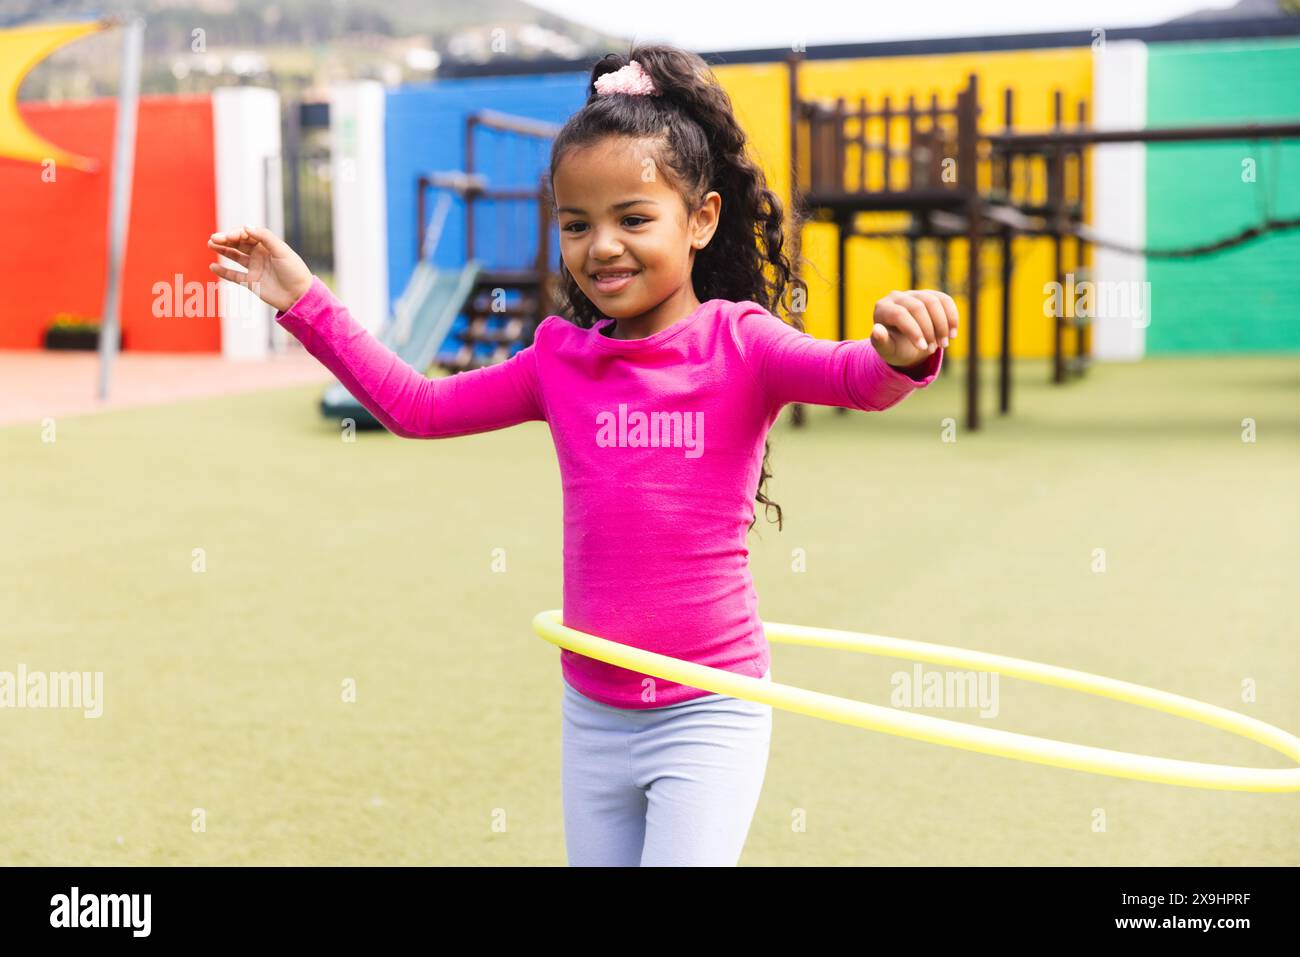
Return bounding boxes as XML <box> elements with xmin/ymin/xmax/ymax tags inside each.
<box><xmin>552</xmin><ymin>136</ymin><xmax>720</xmax><ymax>327</ymax></box>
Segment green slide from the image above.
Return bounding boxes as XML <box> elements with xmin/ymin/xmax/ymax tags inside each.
<box><xmin>320</xmin><ymin>260</ymin><xmax>482</xmax><ymax>428</ymax></box>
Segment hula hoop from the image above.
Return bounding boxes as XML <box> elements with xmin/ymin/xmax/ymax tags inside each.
<box><xmin>533</xmin><ymin>610</ymin><xmax>1300</xmax><ymax>793</ymax></box>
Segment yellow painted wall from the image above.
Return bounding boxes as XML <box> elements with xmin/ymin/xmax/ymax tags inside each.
<box><xmin>713</xmin><ymin>48</ymin><xmax>1093</xmax><ymax>359</ymax></box>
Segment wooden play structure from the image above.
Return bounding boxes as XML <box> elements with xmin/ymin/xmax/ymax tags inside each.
<box><xmin>405</xmin><ymin>65</ymin><xmax>1300</xmax><ymax>431</ymax></box>
<box><xmin>784</xmin><ymin>52</ymin><xmax>1300</xmax><ymax>431</ymax></box>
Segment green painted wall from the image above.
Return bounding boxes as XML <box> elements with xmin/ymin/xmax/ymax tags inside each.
<box><xmin>1146</xmin><ymin>39</ymin><xmax>1300</xmax><ymax>354</ymax></box>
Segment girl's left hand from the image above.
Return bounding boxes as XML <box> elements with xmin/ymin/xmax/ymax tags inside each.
<box><xmin>870</xmin><ymin>290</ymin><xmax>960</xmax><ymax>368</ymax></box>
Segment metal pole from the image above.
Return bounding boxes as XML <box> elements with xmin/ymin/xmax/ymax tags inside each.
<box><xmin>285</xmin><ymin>99</ymin><xmax>302</xmax><ymax>256</ymax></box>
<box><xmin>999</xmin><ymin>88</ymin><xmax>1014</xmax><ymax>414</ymax></box>
<box><xmin>97</xmin><ymin>17</ymin><xmax>144</xmax><ymax>400</ymax></box>
<box><xmin>958</xmin><ymin>74</ymin><xmax>980</xmax><ymax>431</ymax></box>
<box><xmin>836</xmin><ymin>216</ymin><xmax>848</xmax><ymax>416</ymax></box>
<box><xmin>786</xmin><ymin>52</ymin><xmax>806</xmax><ymax>428</ymax></box>
<box><xmin>1050</xmin><ymin>90</ymin><xmax>1065</xmax><ymax>386</ymax></box>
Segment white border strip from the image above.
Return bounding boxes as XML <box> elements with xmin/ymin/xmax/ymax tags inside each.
<box><xmin>330</xmin><ymin>81</ymin><xmax>389</xmax><ymax>334</ymax></box>
<box><xmin>213</xmin><ymin>86</ymin><xmax>283</xmax><ymax>359</ymax></box>
<box><xmin>1090</xmin><ymin>39</ymin><xmax>1148</xmax><ymax>361</ymax></box>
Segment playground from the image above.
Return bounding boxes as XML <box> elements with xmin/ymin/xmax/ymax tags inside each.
<box><xmin>1</xmin><ymin>14</ymin><xmax>1298</xmax><ymax>867</ymax></box>
<box><xmin>2</xmin><ymin>352</ymin><xmax>1297</xmax><ymax>865</ymax></box>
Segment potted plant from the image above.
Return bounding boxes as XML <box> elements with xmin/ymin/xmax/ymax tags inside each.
<box><xmin>44</xmin><ymin>313</ymin><xmax>122</xmax><ymax>351</ymax></box>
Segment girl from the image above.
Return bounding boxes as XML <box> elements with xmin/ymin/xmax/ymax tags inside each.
<box><xmin>207</xmin><ymin>44</ymin><xmax>957</xmax><ymax>867</ymax></box>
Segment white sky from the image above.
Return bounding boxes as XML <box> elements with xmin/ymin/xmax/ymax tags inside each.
<box><xmin>526</xmin><ymin>0</ymin><xmax>1242</xmax><ymax>51</ymax></box>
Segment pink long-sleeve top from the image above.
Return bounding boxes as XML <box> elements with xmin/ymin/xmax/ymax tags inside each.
<box><xmin>275</xmin><ymin>278</ymin><xmax>943</xmax><ymax>709</ymax></box>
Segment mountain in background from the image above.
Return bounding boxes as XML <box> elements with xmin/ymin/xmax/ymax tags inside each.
<box><xmin>2</xmin><ymin>0</ymin><xmax>624</xmax><ymax>100</ymax></box>
<box><xmin>1162</xmin><ymin>0</ymin><xmax>1300</xmax><ymax>22</ymax></box>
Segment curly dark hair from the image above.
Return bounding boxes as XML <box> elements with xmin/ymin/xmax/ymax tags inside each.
<box><xmin>545</xmin><ymin>43</ymin><xmax>807</xmax><ymax>533</ymax></box>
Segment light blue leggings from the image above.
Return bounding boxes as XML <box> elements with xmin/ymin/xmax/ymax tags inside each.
<box><xmin>561</xmin><ymin>667</ymin><xmax>773</xmax><ymax>867</ymax></box>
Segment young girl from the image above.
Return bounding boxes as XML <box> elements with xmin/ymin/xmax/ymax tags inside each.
<box><xmin>208</xmin><ymin>44</ymin><xmax>956</xmax><ymax>867</ymax></box>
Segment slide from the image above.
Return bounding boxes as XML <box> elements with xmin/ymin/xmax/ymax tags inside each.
<box><xmin>320</xmin><ymin>260</ymin><xmax>483</xmax><ymax>428</ymax></box>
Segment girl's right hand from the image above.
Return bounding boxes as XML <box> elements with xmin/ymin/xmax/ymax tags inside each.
<box><xmin>207</xmin><ymin>225</ymin><xmax>313</xmax><ymax>313</ymax></box>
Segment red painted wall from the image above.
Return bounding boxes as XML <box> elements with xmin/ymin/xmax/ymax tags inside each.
<box><xmin>0</xmin><ymin>95</ymin><xmax>220</xmax><ymax>352</ymax></box>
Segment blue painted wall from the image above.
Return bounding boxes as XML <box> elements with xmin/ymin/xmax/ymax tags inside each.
<box><xmin>383</xmin><ymin>72</ymin><xmax>587</xmax><ymax>315</ymax></box>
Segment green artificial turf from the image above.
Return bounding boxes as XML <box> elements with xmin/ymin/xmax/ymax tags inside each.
<box><xmin>1</xmin><ymin>355</ymin><xmax>1296</xmax><ymax>865</ymax></box>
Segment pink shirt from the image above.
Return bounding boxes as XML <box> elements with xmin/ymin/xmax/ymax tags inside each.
<box><xmin>275</xmin><ymin>278</ymin><xmax>942</xmax><ymax>709</ymax></box>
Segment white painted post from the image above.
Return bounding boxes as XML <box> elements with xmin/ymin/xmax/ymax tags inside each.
<box><xmin>330</xmin><ymin>80</ymin><xmax>389</xmax><ymax>335</ymax></box>
<box><xmin>1090</xmin><ymin>39</ymin><xmax>1149</xmax><ymax>361</ymax></box>
<box><xmin>213</xmin><ymin>85</ymin><xmax>284</xmax><ymax>359</ymax></box>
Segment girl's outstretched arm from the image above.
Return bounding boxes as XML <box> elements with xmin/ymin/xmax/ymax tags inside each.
<box><xmin>728</xmin><ymin>291</ymin><xmax>955</xmax><ymax>414</ymax></box>
<box><xmin>208</xmin><ymin>226</ymin><xmax>545</xmax><ymax>438</ymax></box>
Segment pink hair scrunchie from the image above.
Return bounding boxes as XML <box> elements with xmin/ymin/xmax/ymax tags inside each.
<box><xmin>594</xmin><ymin>60</ymin><xmax>659</xmax><ymax>97</ymax></box>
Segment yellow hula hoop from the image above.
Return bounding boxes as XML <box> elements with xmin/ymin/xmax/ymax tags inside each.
<box><xmin>533</xmin><ymin>610</ymin><xmax>1300</xmax><ymax>793</ymax></box>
